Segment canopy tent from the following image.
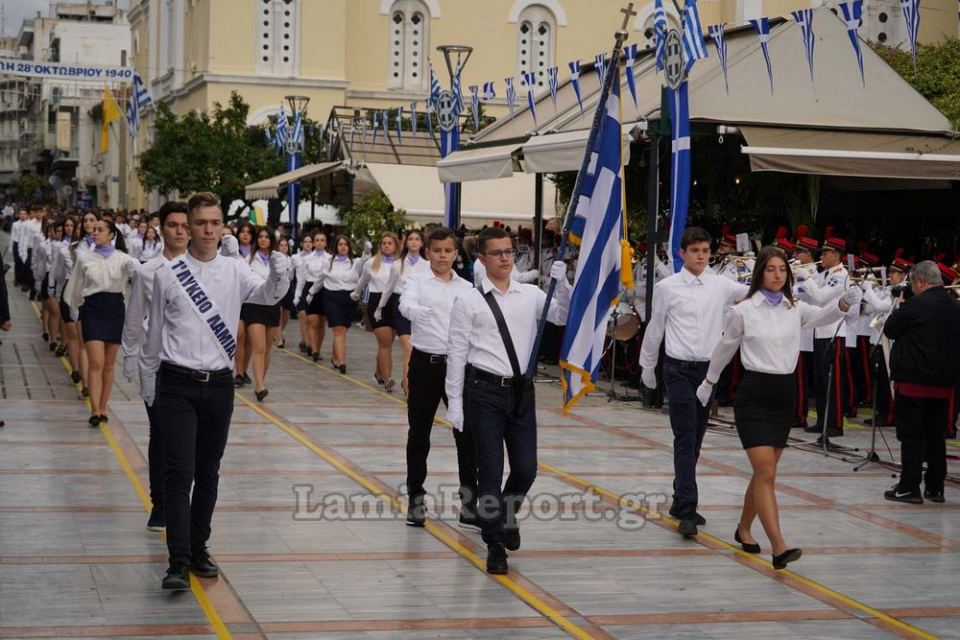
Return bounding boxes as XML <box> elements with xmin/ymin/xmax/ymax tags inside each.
<box><xmin>244</xmin><ymin>161</ymin><xmax>343</xmax><ymax>200</ymax></box>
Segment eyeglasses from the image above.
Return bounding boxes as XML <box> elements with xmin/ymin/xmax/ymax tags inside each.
<box><xmin>483</xmin><ymin>248</ymin><xmax>516</xmax><ymax>259</ymax></box>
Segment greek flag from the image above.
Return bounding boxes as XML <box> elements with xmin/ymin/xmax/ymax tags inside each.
<box><xmin>569</xmin><ymin>60</ymin><xmax>584</xmax><ymax>113</ymax></box>
<box><xmin>275</xmin><ymin>104</ymin><xmax>288</xmax><ymax>151</ymax></box>
<box><xmin>838</xmin><ymin>1</ymin><xmax>865</xmax><ymax>85</ymax></box>
<box><xmin>505</xmin><ymin>76</ymin><xmax>517</xmax><ymax>116</ymax></box>
<box><xmin>523</xmin><ymin>71</ymin><xmax>538</xmax><ymax>126</ymax></box>
<box><xmin>623</xmin><ymin>44</ymin><xmax>638</xmax><ymax>108</ymax></box>
<box><xmin>452</xmin><ymin>64</ymin><xmax>464</xmax><ymax>114</ymax></box>
<box><xmin>654</xmin><ymin>0</ymin><xmax>668</xmax><ymax>71</ymax></box>
<box><xmin>428</xmin><ymin>62</ymin><xmax>442</xmax><ymax>107</ymax></box>
<box><xmin>594</xmin><ymin>53</ymin><xmax>606</xmax><ymax>84</ymax></box>
<box><xmin>469</xmin><ymin>84</ymin><xmax>480</xmax><ymax>131</ymax></box>
<box><xmin>125</xmin><ymin>70</ymin><xmax>152</xmax><ymax>136</ymax></box>
<box><xmin>749</xmin><ymin>18</ymin><xmax>774</xmax><ymax>94</ymax></box>
<box><xmin>667</xmin><ymin>82</ymin><xmax>691</xmax><ymax>273</ymax></box>
<box><xmin>547</xmin><ymin>66</ymin><xmax>559</xmax><ymax>111</ymax></box>
<box><xmin>559</xmin><ymin>63</ymin><xmax>631</xmax><ymax>413</ymax></box>
<box><xmin>440</xmin><ymin>124</ymin><xmax>460</xmax><ymax>229</ymax></box>
<box><xmin>682</xmin><ymin>0</ymin><xmax>709</xmax><ymax>72</ymax></box>
<box><xmin>395</xmin><ymin>106</ymin><xmax>403</xmax><ymax>143</ymax></box>
<box><xmin>371</xmin><ymin>111</ymin><xmax>379</xmax><ymax>145</ymax></box>
<box><xmin>410</xmin><ymin>102</ymin><xmax>418</xmax><ymax>134</ymax></box>
<box><xmin>291</xmin><ymin>109</ymin><xmax>303</xmax><ymax>148</ymax></box>
<box><xmin>899</xmin><ymin>0</ymin><xmax>920</xmax><ymax>69</ymax></box>
<box><xmin>481</xmin><ymin>81</ymin><xmax>496</xmax><ymax>100</ymax></box>
<box><xmin>791</xmin><ymin>9</ymin><xmax>816</xmax><ymax>84</ymax></box>
<box><xmin>708</xmin><ymin>24</ymin><xmax>729</xmax><ymax>95</ymax></box>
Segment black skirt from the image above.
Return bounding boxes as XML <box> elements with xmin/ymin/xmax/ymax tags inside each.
<box><xmin>296</xmin><ymin>281</ymin><xmax>313</xmax><ymax>313</ymax></box>
<box><xmin>60</xmin><ymin>282</ymin><xmax>73</xmax><ymax>322</ymax></box>
<box><xmin>79</xmin><ymin>292</ymin><xmax>124</xmax><ymax>344</ymax></box>
<box><xmin>733</xmin><ymin>370</ymin><xmax>796</xmax><ymax>449</ymax></box>
<box><xmin>367</xmin><ymin>292</ymin><xmax>394</xmax><ymax>330</ymax></box>
<box><xmin>240</xmin><ymin>303</ymin><xmax>281</xmax><ymax>327</ymax></box>
<box><xmin>389</xmin><ymin>293</ymin><xmax>412</xmax><ymax>336</ymax></box>
<box><xmin>280</xmin><ymin>276</ymin><xmax>297</xmax><ymax>312</ymax></box>
<box><xmin>307</xmin><ymin>286</ymin><xmax>326</xmax><ymax>316</ymax></box>
<box><xmin>324</xmin><ymin>289</ymin><xmax>356</xmax><ymax>328</ymax></box>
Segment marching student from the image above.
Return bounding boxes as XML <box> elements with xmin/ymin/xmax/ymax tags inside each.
<box><xmin>139</xmin><ymin>192</ymin><xmax>290</xmax><ymax>591</ymax></box>
<box><xmin>639</xmin><ymin>227</ymin><xmax>748</xmax><ymax>539</ymax></box>
<box><xmin>352</xmin><ymin>232</ymin><xmax>400</xmax><ymax>390</ymax></box>
<box><xmin>240</xmin><ymin>226</ymin><xmax>282</xmax><ymax>401</ymax></box>
<box><xmin>139</xmin><ymin>226</ymin><xmax>163</xmax><ymax>262</ymax></box>
<box><xmin>307</xmin><ymin>234</ymin><xmax>361</xmax><ymax>374</ymax></box>
<box><xmin>292</xmin><ymin>233</ymin><xmax>314</xmax><ymax>354</ymax></box>
<box><xmin>374</xmin><ymin>229</ymin><xmax>429</xmax><ymax>394</ymax></box>
<box><xmin>233</xmin><ymin>222</ymin><xmax>256</xmax><ymax>386</ymax></box>
<box><xmin>445</xmin><ymin>227</ymin><xmax>570</xmax><ymax>574</ymax></box>
<box><xmin>697</xmin><ymin>246</ymin><xmax>859</xmax><ymax>570</ymax></box>
<box><xmin>48</xmin><ymin>216</ymin><xmax>75</xmax><ymax>359</ymax></box>
<box><xmin>276</xmin><ymin>237</ymin><xmax>294</xmax><ymax>349</ymax></box>
<box><xmin>11</xmin><ymin>209</ymin><xmax>27</xmax><ymax>289</ymax></box>
<box><xmin>64</xmin><ymin>219</ymin><xmax>140</xmax><ymax>428</ymax></box>
<box><xmin>121</xmin><ymin>201</ymin><xmax>190</xmax><ymax>532</ymax></box>
<box><xmin>297</xmin><ymin>231</ymin><xmax>329</xmax><ymax>362</ymax></box>
<box><xmin>400</xmin><ymin>227</ymin><xmax>478</xmax><ymax>530</ymax></box>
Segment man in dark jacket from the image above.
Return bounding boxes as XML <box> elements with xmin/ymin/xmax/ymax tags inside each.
<box><xmin>0</xmin><ymin>264</ymin><xmax>9</xmax><ymax>428</ymax></box>
<box><xmin>883</xmin><ymin>261</ymin><xmax>960</xmax><ymax>503</ymax></box>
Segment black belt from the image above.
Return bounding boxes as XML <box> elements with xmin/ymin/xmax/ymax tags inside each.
<box><xmin>411</xmin><ymin>348</ymin><xmax>446</xmax><ymax>365</ymax></box>
<box><xmin>664</xmin><ymin>356</ymin><xmax>709</xmax><ymax>369</ymax></box>
<box><xmin>469</xmin><ymin>366</ymin><xmax>520</xmax><ymax>387</ymax></box>
<box><xmin>160</xmin><ymin>361</ymin><xmax>233</xmax><ymax>383</ymax></box>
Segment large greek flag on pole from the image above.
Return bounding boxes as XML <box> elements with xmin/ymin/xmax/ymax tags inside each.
<box><xmin>558</xmin><ymin>64</ymin><xmax>630</xmax><ymax>412</ymax></box>
<box><xmin>440</xmin><ymin>124</ymin><xmax>460</xmax><ymax>229</ymax></box>
<box><xmin>275</xmin><ymin>104</ymin><xmax>288</xmax><ymax>151</ymax></box>
<box><xmin>666</xmin><ymin>82</ymin><xmax>691</xmax><ymax>273</ymax></box>
<box><xmin>125</xmin><ymin>70</ymin><xmax>152</xmax><ymax>136</ymax></box>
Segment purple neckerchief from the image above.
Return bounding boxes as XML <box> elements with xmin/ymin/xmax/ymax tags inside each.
<box><xmin>382</xmin><ymin>255</ymin><xmax>396</xmax><ymax>263</ymax></box>
<box><xmin>313</xmin><ymin>249</ymin><xmax>326</xmax><ymax>257</ymax></box>
<box><xmin>94</xmin><ymin>244</ymin><xmax>115</xmax><ymax>259</ymax></box>
<box><xmin>760</xmin><ymin>289</ymin><xmax>784</xmax><ymax>306</ymax></box>
<box><xmin>256</xmin><ymin>251</ymin><xmax>270</xmax><ymax>264</ymax></box>
<box><xmin>407</xmin><ymin>254</ymin><xmax>420</xmax><ymax>265</ymax></box>
<box><xmin>83</xmin><ymin>235</ymin><xmax>94</xmax><ymax>247</ymax></box>
<box><xmin>238</xmin><ymin>244</ymin><xmax>251</xmax><ymax>257</ymax></box>
<box><xmin>335</xmin><ymin>254</ymin><xmax>350</xmax><ymax>262</ymax></box>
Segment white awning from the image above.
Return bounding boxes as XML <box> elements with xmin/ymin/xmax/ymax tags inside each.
<box><xmin>521</xmin><ymin>126</ymin><xmax>634</xmax><ymax>174</ymax></box>
<box><xmin>244</xmin><ymin>161</ymin><xmax>344</xmax><ymax>200</ymax></box>
<box><xmin>436</xmin><ymin>143</ymin><xmax>521</xmax><ymax>182</ymax></box>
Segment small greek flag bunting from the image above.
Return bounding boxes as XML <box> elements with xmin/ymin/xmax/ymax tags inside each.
<box><xmin>522</xmin><ymin>72</ymin><xmax>538</xmax><ymax>126</ymax></box>
<box><xmin>654</xmin><ymin>0</ymin><xmax>668</xmax><ymax>71</ymax></box>
<box><xmin>452</xmin><ymin>64</ymin><xmax>464</xmax><ymax>115</ymax></box>
<box><xmin>505</xmin><ymin>76</ymin><xmax>517</xmax><ymax>117</ymax></box>
<box><xmin>275</xmin><ymin>104</ymin><xmax>287</xmax><ymax>151</ymax></box>
<box><xmin>749</xmin><ymin>18</ymin><xmax>774</xmax><ymax>94</ymax></box>
<box><xmin>428</xmin><ymin>63</ymin><xmax>442</xmax><ymax>107</ymax></box>
<box><xmin>682</xmin><ymin>0</ymin><xmax>709</xmax><ymax>72</ymax></box>
<box><xmin>707</xmin><ymin>25</ymin><xmax>729</xmax><ymax>95</ymax></box>
<box><xmin>791</xmin><ymin>9</ymin><xmax>816</xmax><ymax>85</ymax></box>
<box><xmin>381</xmin><ymin>111</ymin><xmax>390</xmax><ymax>139</ymax></box>
<box><xmin>410</xmin><ymin>102</ymin><xmax>417</xmax><ymax>134</ymax></box>
<box><xmin>547</xmin><ymin>66</ymin><xmax>559</xmax><ymax>111</ymax></box>
<box><xmin>623</xmin><ymin>44</ymin><xmax>638</xmax><ymax>108</ymax></box>
<box><xmin>469</xmin><ymin>85</ymin><xmax>480</xmax><ymax>131</ymax></box>
<box><xmin>569</xmin><ymin>60</ymin><xmax>584</xmax><ymax>113</ymax></box>
<box><xmin>900</xmin><ymin>0</ymin><xmax>920</xmax><ymax>70</ymax></box>
<box><xmin>838</xmin><ymin>1</ymin><xmax>866</xmax><ymax>85</ymax></box>
<box><xmin>395</xmin><ymin>106</ymin><xmax>403</xmax><ymax>143</ymax></box>
<box><xmin>594</xmin><ymin>53</ymin><xmax>606</xmax><ymax>84</ymax></box>
<box><xmin>481</xmin><ymin>81</ymin><xmax>496</xmax><ymax>100</ymax></box>
<box><xmin>371</xmin><ymin>111</ymin><xmax>379</xmax><ymax>145</ymax></box>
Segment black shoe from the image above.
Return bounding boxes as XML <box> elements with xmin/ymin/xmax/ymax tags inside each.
<box><xmin>146</xmin><ymin>507</ymin><xmax>165</xmax><ymax>532</ymax></box>
<box><xmin>161</xmin><ymin>563</ymin><xmax>190</xmax><ymax>590</ymax></box>
<box><xmin>504</xmin><ymin>527</ymin><xmax>521</xmax><ymax>552</ymax></box>
<box><xmin>55</xmin><ymin>345</ymin><xmax>67</xmax><ymax>357</ymax></box>
<box><xmin>242</xmin><ymin>373</ymin><xmax>252</xmax><ymax>384</ymax></box>
<box><xmin>42</xmin><ymin>332</ymin><xmax>49</xmax><ymax>342</ymax></box>
<box><xmin>298</xmin><ymin>341</ymin><xmax>307</xmax><ymax>353</ymax></box>
<box><xmin>924</xmin><ymin>489</ymin><xmax>945</xmax><ymax>504</ymax></box>
<box><xmin>48</xmin><ymin>341</ymin><xmax>57</xmax><ymax>352</ymax></box>
<box><xmin>486</xmin><ymin>543</ymin><xmax>509</xmax><ymax>574</ymax></box>
<box><xmin>338</xmin><ymin>364</ymin><xmax>346</xmax><ymax>374</ymax></box>
<box><xmin>804</xmin><ymin>424</ymin><xmax>823</xmax><ymax>433</ymax></box>
<box><xmin>88</xmin><ymin>415</ymin><xmax>101</xmax><ymax>428</ymax></box>
<box><xmin>772</xmin><ymin>548</ymin><xmax>802</xmax><ymax>570</ymax></box>
<box><xmin>70</xmin><ymin>370</ymin><xmax>82</xmax><ymax>384</ymax></box>
<box><xmin>668</xmin><ymin>500</ymin><xmax>706</xmax><ymax>526</ymax></box>
<box><xmin>884</xmin><ymin>485</ymin><xmax>923</xmax><ymax>504</ymax></box>
<box><xmin>312</xmin><ymin>352</ymin><xmax>320</xmax><ymax>362</ymax></box>
<box><xmin>734</xmin><ymin>527</ymin><xmax>761</xmax><ymax>554</ymax></box>
<box><xmin>99</xmin><ymin>414</ymin><xmax>108</xmax><ymax>423</ymax></box>
<box><xmin>190</xmin><ymin>547</ymin><xmax>219</xmax><ymax>578</ymax></box>
<box><xmin>255</xmin><ymin>389</ymin><xmax>269</xmax><ymax>402</ymax></box>
<box><xmin>825</xmin><ymin>426</ymin><xmax>843</xmax><ymax>437</ymax></box>
<box><xmin>406</xmin><ymin>496</ymin><xmax>426</xmax><ymax>527</ymax></box>
<box><xmin>677</xmin><ymin>517</ymin><xmax>698</xmax><ymax>538</ymax></box>
<box><xmin>457</xmin><ymin>507</ymin><xmax>481</xmax><ymax>532</ymax></box>
<box><xmin>276</xmin><ymin>340</ymin><xmax>285</xmax><ymax>349</ymax></box>
<box><xmin>233</xmin><ymin>375</ymin><xmax>244</xmax><ymax>388</ymax></box>
<box><xmin>81</xmin><ymin>386</ymin><xmax>89</xmax><ymax>398</ymax></box>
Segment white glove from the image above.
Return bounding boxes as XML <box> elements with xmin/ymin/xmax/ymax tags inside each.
<box><xmin>306</xmin><ymin>293</ymin><xmax>314</xmax><ymax>305</ymax></box>
<box><xmin>549</xmin><ymin>260</ymin><xmax>567</xmax><ymax>282</ymax></box>
<box><xmin>349</xmin><ymin>291</ymin><xmax>361</xmax><ymax>302</ymax></box>
<box><xmin>641</xmin><ymin>368</ymin><xmax>657</xmax><ymax>390</ymax></box>
<box><xmin>121</xmin><ymin>354</ymin><xmax>139</xmax><ymax>384</ymax></box>
<box><xmin>268</xmin><ymin>251</ymin><xmax>291</xmax><ymax>278</ymax></box>
<box><xmin>793</xmin><ymin>269</ymin><xmax>808</xmax><ymax>282</ymax></box>
<box><xmin>446</xmin><ymin>397</ymin><xmax>464</xmax><ymax>432</ymax></box>
<box><xmin>124</xmin><ymin>257</ymin><xmax>139</xmax><ymax>276</ymax></box>
<box><xmin>70</xmin><ymin>307</ymin><xmax>79</xmax><ymax>322</ymax></box>
<box><xmin>696</xmin><ymin>380</ymin><xmax>713</xmax><ymax>407</ymax></box>
<box><xmin>373</xmin><ymin>307</ymin><xmax>382</xmax><ymax>322</ymax></box>
<box><xmin>221</xmin><ymin>235</ymin><xmax>239</xmax><ymax>257</ymax></box>
<box><xmin>139</xmin><ymin>372</ymin><xmax>156</xmax><ymax>407</ymax></box>
<box><xmin>841</xmin><ymin>287</ymin><xmax>863</xmax><ymax>309</ymax></box>
<box><xmin>861</xmin><ymin>279</ymin><xmax>875</xmax><ymax>291</ymax></box>
<box><xmin>293</xmin><ymin>296</ymin><xmax>301</xmax><ymax>307</ymax></box>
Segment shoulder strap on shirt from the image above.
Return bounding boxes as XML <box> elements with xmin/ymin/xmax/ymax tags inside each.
<box><xmin>481</xmin><ymin>288</ymin><xmax>524</xmax><ymax>381</ymax></box>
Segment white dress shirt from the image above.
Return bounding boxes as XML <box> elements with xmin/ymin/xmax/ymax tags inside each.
<box><xmin>140</xmin><ymin>239</ymin><xmax>164</xmax><ymax>262</ymax></box>
<box><xmin>374</xmin><ymin>256</ymin><xmax>430</xmax><ymax>312</ymax></box>
<box><xmin>796</xmin><ymin>264</ymin><xmax>848</xmax><ymax>339</ymax></box>
<box><xmin>706</xmin><ymin>292</ymin><xmax>847</xmax><ymax>382</ymax></box>
<box><xmin>472</xmin><ymin>257</ymin><xmax>539</xmax><ymax>287</ymax></box>
<box><xmin>121</xmin><ymin>254</ymin><xmax>172</xmax><ymax>381</ymax></box>
<box><xmin>126</xmin><ymin>234</ymin><xmax>143</xmax><ymax>261</ymax></box>
<box><xmin>295</xmin><ymin>250</ymin><xmax>328</xmax><ymax>303</ymax></box>
<box><xmin>248</xmin><ymin>252</ymin><xmax>271</xmax><ymax>281</ymax></box>
<box><xmin>639</xmin><ymin>267</ymin><xmax>748</xmax><ymax>369</ymax></box>
<box><xmin>446</xmin><ymin>276</ymin><xmax>570</xmax><ymax>402</ymax></box>
<box><xmin>399</xmin><ymin>268</ymin><xmax>474</xmax><ymax>354</ymax></box>
<box><xmin>862</xmin><ymin>284</ymin><xmax>894</xmax><ymax>345</ymax></box>
<box><xmin>354</xmin><ymin>256</ymin><xmax>396</xmax><ymax>296</ymax></box>
<box><xmin>63</xmin><ymin>250</ymin><xmax>138</xmax><ymax>311</ymax></box>
<box><xmin>47</xmin><ymin>240</ymin><xmax>73</xmax><ymax>298</ymax></box>
<box><xmin>308</xmin><ymin>256</ymin><xmax>362</xmax><ymax>294</ymax></box>
<box><xmin>139</xmin><ymin>251</ymin><xmax>289</xmax><ymax>387</ymax></box>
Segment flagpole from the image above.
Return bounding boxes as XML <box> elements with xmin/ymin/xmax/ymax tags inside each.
<box><xmin>525</xmin><ymin>5</ymin><xmax>635</xmax><ymax>377</ymax></box>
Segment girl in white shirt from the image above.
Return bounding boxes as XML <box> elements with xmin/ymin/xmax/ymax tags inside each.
<box><xmin>139</xmin><ymin>226</ymin><xmax>163</xmax><ymax>262</ymax></box>
<box><xmin>291</xmin><ymin>233</ymin><xmax>314</xmax><ymax>356</ymax></box>
<box><xmin>308</xmin><ymin>234</ymin><xmax>362</xmax><ymax>373</ymax></box>
<box><xmin>232</xmin><ymin>222</ymin><xmax>256</xmax><ymax>387</ymax></box>
<box><xmin>298</xmin><ymin>231</ymin><xmax>330</xmax><ymax>362</ymax></box>
<box><xmin>276</xmin><ymin>237</ymin><xmax>295</xmax><ymax>350</ymax></box>
<box><xmin>64</xmin><ymin>219</ymin><xmax>139</xmax><ymax>428</ymax></box>
<box><xmin>239</xmin><ymin>226</ymin><xmax>281</xmax><ymax>401</ymax></box>
<box><xmin>56</xmin><ymin>216</ymin><xmax>85</xmax><ymax>378</ymax></box>
<box><xmin>351</xmin><ymin>232</ymin><xmax>400</xmax><ymax>391</ymax></box>
<box><xmin>698</xmin><ymin>246</ymin><xmax>858</xmax><ymax>571</ymax></box>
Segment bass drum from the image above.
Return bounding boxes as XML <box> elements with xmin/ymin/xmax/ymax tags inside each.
<box><xmin>608</xmin><ymin>302</ymin><xmax>639</xmax><ymax>341</ymax></box>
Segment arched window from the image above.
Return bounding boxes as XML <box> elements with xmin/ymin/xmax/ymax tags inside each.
<box><xmin>517</xmin><ymin>4</ymin><xmax>555</xmax><ymax>87</ymax></box>
<box><xmin>387</xmin><ymin>0</ymin><xmax>430</xmax><ymax>90</ymax></box>
<box><xmin>257</xmin><ymin>0</ymin><xmax>299</xmax><ymax>75</ymax></box>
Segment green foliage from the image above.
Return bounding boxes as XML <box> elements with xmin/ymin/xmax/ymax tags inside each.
<box><xmin>337</xmin><ymin>190</ymin><xmax>405</xmax><ymax>244</ymax></box>
<box><xmin>13</xmin><ymin>173</ymin><xmax>51</xmax><ymax>203</ymax></box>
<box><xmin>871</xmin><ymin>38</ymin><xmax>960</xmax><ymax>130</ymax></box>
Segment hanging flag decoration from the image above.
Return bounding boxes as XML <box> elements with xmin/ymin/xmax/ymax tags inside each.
<box><xmin>682</xmin><ymin>0</ymin><xmax>709</xmax><ymax>72</ymax></box>
<box><xmin>125</xmin><ymin>70</ymin><xmax>152</xmax><ymax>137</ymax></box>
<box><xmin>569</xmin><ymin>60</ymin><xmax>584</xmax><ymax>113</ymax></box>
<box><xmin>623</xmin><ymin>44</ymin><xmax>638</xmax><ymax>108</ymax></box>
<box><xmin>481</xmin><ymin>81</ymin><xmax>496</xmax><ymax>100</ymax></box>
<box><xmin>440</xmin><ymin>124</ymin><xmax>460</xmax><ymax>229</ymax></box>
<box><xmin>505</xmin><ymin>76</ymin><xmax>517</xmax><ymax>116</ymax></box>
<box><xmin>452</xmin><ymin>63</ymin><xmax>464</xmax><ymax>114</ymax></box>
<box><xmin>371</xmin><ymin>111</ymin><xmax>379</xmax><ymax>145</ymax></box>
<box><xmin>707</xmin><ymin>24</ymin><xmax>729</xmax><ymax>95</ymax></box>
<box><xmin>359</xmin><ymin>117</ymin><xmax>367</xmax><ymax>147</ymax></box>
<box><xmin>667</xmin><ymin>82</ymin><xmax>692</xmax><ymax>273</ymax></box>
<box><xmin>395</xmin><ymin>106</ymin><xmax>403</xmax><ymax>143</ymax></box>
<box><xmin>469</xmin><ymin>84</ymin><xmax>480</xmax><ymax>132</ymax></box>
<box><xmin>349</xmin><ymin>117</ymin><xmax>357</xmax><ymax>151</ymax></box>
<box><xmin>410</xmin><ymin>102</ymin><xmax>417</xmax><ymax>134</ymax></box>
<box><xmin>291</xmin><ymin>108</ymin><xmax>304</xmax><ymax>148</ymax></box>
<box><xmin>900</xmin><ymin>0</ymin><xmax>920</xmax><ymax>70</ymax></box>
<box><xmin>791</xmin><ymin>9</ymin><xmax>816</xmax><ymax>85</ymax></box>
<box><xmin>547</xmin><ymin>65</ymin><xmax>559</xmax><ymax>111</ymax></box>
<box><xmin>749</xmin><ymin>18</ymin><xmax>774</xmax><ymax>94</ymax></box>
<box><xmin>275</xmin><ymin>104</ymin><xmax>288</xmax><ymax>152</ymax></box>
<box><xmin>838</xmin><ymin>1</ymin><xmax>866</xmax><ymax>85</ymax></box>
<box><xmin>594</xmin><ymin>53</ymin><xmax>606</xmax><ymax>84</ymax></box>
<box><xmin>381</xmin><ymin>110</ymin><xmax>390</xmax><ymax>139</ymax></box>
<box><xmin>522</xmin><ymin>71</ymin><xmax>538</xmax><ymax>126</ymax></box>
<box><xmin>428</xmin><ymin>62</ymin><xmax>442</xmax><ymax>108</ymax></box>
<box><xmin>654</xmin><ymin>0</ymin><xmax>668</xmax><ymax>71</ymax></box>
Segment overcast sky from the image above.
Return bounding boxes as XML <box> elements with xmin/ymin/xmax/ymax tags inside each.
<box><xmin>2</xmin><ymin>0</ymin><xmax>130</xmax><ymax>37</ymax></box>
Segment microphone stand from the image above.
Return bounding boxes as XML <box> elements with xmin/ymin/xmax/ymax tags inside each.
<box><xmin>851</xmin><ymin>338</ymin><xmax>897</xmax><ymax>470</ymax></box>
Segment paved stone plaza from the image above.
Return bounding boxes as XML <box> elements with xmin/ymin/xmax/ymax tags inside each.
<box><xmin>0</xmin><ymin>278</ymin><xmax>958</xmax><ymax>640</ymax></box>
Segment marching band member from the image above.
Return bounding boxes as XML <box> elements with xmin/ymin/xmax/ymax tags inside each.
<box><xmin>307</xmin><ymin>234</ymin><xmax>362</xmax><ymax>374</ymax></box>
<box><xmin>639</xmin><ymin>227</ymin><xmax>748</xmax><ymax>538</ymax></box>
<box><xmin>697</xmin><ymin>246</ymin><xmax>859</xmax><ymax>570</ymax></box>
<box><xmin>791</xmin><ymin>234</ymin><xmax>820</xmax><ymax>428</ymax></box>
<box><xmin>139</xmin><ymin>192</ymin><xmax>290</xmax><ymax>591</ymax></box>
<box><xmin>351</xmin><ymin>232</ymin><xmax>400</xmax><ymax>390</ymax></box>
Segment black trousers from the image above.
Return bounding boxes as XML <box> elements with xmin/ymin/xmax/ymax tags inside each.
<box><xmin>871</xmin><ymin>347</ymin><xmax>892</xmax><ymax>425</ymax></box>
<box><xmin>12</xmin><ymin>242</ymin><xmax>21</xmax><ymax>286</ymax></box>
<box><xmin>663</xmin><ymin>357</ymin><xmax>710</xmax><ymax>517</ymax></box>
<box><xmin>895</xmin><ymin>393</ymin><xmax>949</xmax><ymax>493</ymax></box>
<box><xmin>405</xmin><ymin>350</ymin><xmax>477</xmax><ymax>507</ymax></box>
<box><xmin>813</xmin><ymin>337</ymin><xmax>848</xmax><ymax>432</ymax></box>
<box><xmin>467</xmin><ymin>371</ymin><xmax>537</xmax><ymax>546</ymax></box>
<box><xmin>157</xmin><ymin>366</ymin><xmax>234</xmax><ymax>565</ymax></box>
<box><xmin>850</xmin><ymin>336</ymin><xmax>873</xmax><ymax>407</ymax></box>
<box><xmin>145</xmin><ymin>400</ymin><xmax>165</xmax><ymax>513</ymax></box>
<box><xmin>794</xmin><ymin>351</ymin><xmax>813</xmax><ymax>425</ymax></box>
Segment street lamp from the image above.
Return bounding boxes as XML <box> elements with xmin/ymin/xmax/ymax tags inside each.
<box><xmin>283</xmin><ymin>94</ymin><xmax>309</xmax><ymax>252</ymax></box>
<box><xmin>434</xmin><ymin>45</ymin><xmax>472</xmax><ymax>230</ymax></box>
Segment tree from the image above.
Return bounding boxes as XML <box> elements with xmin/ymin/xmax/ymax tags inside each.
<box><xmin>871</xmin><ymin>38</ymin><xmax>960</xmax><ymax>129</ymax></box>
<box><xmin>337</xmin><ymin>190</ymin><xmax>405</xmax><ymax>244</ymax></box>
<box><xmin>13</xmin><ymin>173</ymin><xmax>51</xmax><ymax>203</ymax></box>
